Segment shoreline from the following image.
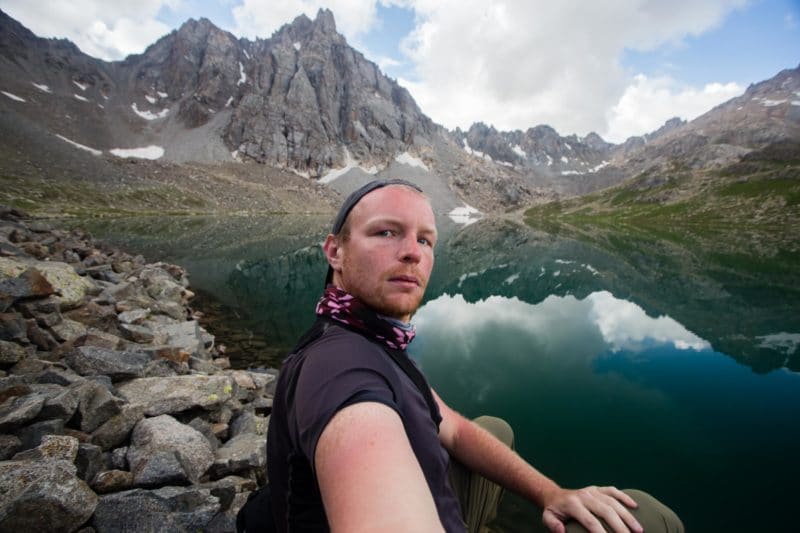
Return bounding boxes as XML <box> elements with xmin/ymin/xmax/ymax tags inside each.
<box><xmin>0</xmin><ymin>205</ymin><xmax>274</xmax><ymax>532</ymax></box>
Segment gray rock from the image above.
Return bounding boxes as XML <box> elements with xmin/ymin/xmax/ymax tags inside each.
<box><xmin>110</xmin><ymin>446</ymin><xmax>128</xmax><ymax>470</ymax></box>
<box><xmin>0</xmin><ymin>339</ymin><xmax>26</xmax><ymax>364</ymax></box>
<box><xmin>95</xmin><ymin>281</ymin><xmax>138</xmax><ymax>306</ymax></box>
<box><xmin>140</xmin><ymin>267</ymin><xmax>186</xmax><ymax>302</ymax></box>
<box><xmin>189</xmin><ymin>355</ymin><xmax>218</xmax><ymax>373</ymax></box>
<box><xmin>0</xmin><ymin>459</ymin><xmax>97</xmax><ymax>532</ymax></box>
<box><xmin>0</xmin><ymin>257</ymin><xmax>98</xmax><ymax>310</ymax></box>
<box><xmin>12</xmin><ymin>434</ymin><xmax>79</xmax><ymax>462</ymax></box>
<box><xmin>0</xmin><ymin>267</ymin><xmax>54</xmax><ymax>311</ymax></box>
<box><xmin>230</xmin><ymin>410</ymin><xmax>268</xmax><ymax>438</ymax></box>
<box><xmin>91</xmin><ymin>404</ymin><xmax>146</xmax><ymax>451</ymax></box>
<box><xmin>0</xmin><ymin>434</ymin><xmax>21</xmax><ymax>460</ymax></box>
<box><xmin>65</xmin><ymin>346</ymin><xmax>153</xmax><ymax>382</ymax></box>
<box><xmin>0</xmin><ymin>392</ymin><xmax>45</xmax><ymax>431</ymax></box>
<box><xmin>209</xmin><ymin>432</ymin><xmax>266</xmax><ymax>479</ymax></box>
<box><xmin>151</xmin><ymin>300</ymin><xmax>186</xmax><ymax>320</ymax></box>
<box><xmin>200</xmin><ymin>475</ymin><xmax>257</xmax><ymax>511</ymax></box>
<box><xmin>26</xmin><ymin>318</ymin><xmax>59</xmax><ymax>350</ymax></box>
<box><xmin>117</xmin><ymin>308</ymin><xmax>149</xmax><ymax>324</ymax></box>
<box><xmin>118</xmin><ymin>322</ymin><xmax>157</xmax><ymax>344</ymax></box>
<box><xmin>0</xmin><ymin>311</ymin><xmax>28</xmax><ymax>343</ymax></box>
<box><xmin>91</xmin><ymin>469</ymin><xmax>134</xmax><ymax>494</ymax></box>
<box><xmin>14</xmin><ymin>418</ymin><xmax>65</xmax><ymax>451</ymax></box>
<box><xmin>76</xmin><ymin>442</ymin><xmax>105</xmax><ymax>483</ymax></box>
<box><xmin>188</xmin><ymin>416</ymin><xmax>221</xmax><ymax>451</ymax></box>
<box><xmin>204</xmin><ymin>491</ymin><xmax>249</xmax><ymax>533</ymax></box>
<box><xmin>36</xmin><ymin>366</ymin><xmax>84</xmax><ymax>386</ymax></box>
<box><xmin>13</xmin><ymin>294</ymin><xmax>62</xmax><ymax>316</ymax></box>
<box><xmin>64</xmin><ymin>301</ymin><xmax>118</xmax><ymax>331</ymax></box>
<box><xmin>128</xmin><ymin>414</ymin><xmax>214</xmax><ymax>486</ymax></box>
<box><xmin>92</xmin><ymin>486</ymin><xmax>219</xmax><ymax>533</ymax></box>
<box><xmin>78</xmin><ymin>328</ymin><xmax>123</xmax><ymax>350</ymax></box>
<box><xmin>152</xmin><ymin>320</ymin><xmax>205</xmax><ymax>356</ymax></box>
<box><xmin>39</xmin><ymin>382</ymin><xmax>82</xmax><ymax>420</ymax></box>
<box><xmin>50</xmin><ymin>318</ymin><xmax>88</xmax><ymax>343</ymax></box>
<box><xmin>116</xmin><ymin>374</ymin><xmax>235</xmax><ymax>416</ymax></box>
<box><xmin>74</xmin><ymin>380</ymin><xmax>123</xmax><ymax>433</ymax></box>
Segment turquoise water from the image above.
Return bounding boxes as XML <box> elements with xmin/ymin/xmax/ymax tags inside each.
<box><xmin>77</xmin><ymin>214</ymin><xmax>800</xmax><ymax>532</ymax></box>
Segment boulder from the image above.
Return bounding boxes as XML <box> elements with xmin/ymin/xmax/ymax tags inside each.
<box><xmin>0</xmin><ymin>267</ymin><xmax>54</xmax><ymax>311</ymax></box>
<box><xmin>0</xmin><ymin>434</ymin><xmax>21</xmax><ymax>460</ymax></box>
<box><xmin>0</xmin><ymin>391</ymin><xmax>45</xmax><ymax>431</ymax></box>
<box><xmin>74</xmin><ymin>380</ymin><xmax>123</xmax><ymax>433</ymax></box>
<box><xmin>127</xmin><ymin>414</ymin><xmax>214</xmax><ymax>486</ymax></box>
<box><xmin>0</xmin><ymin>312</ymin><xmax>28</xmax><ymax>343</ymax></box>
<box><xmin>65</xmin><ymin>346</ymin><xmax>153</xmax><ymax>382</ymax></box>
<box><xmin>91</xmin><ymin>404</ymin><xmax>146</xmax><ymax>451</ymax></box>
<box><xmin>91</xmin><ymin>469</ymin><xmax>134</xmax><ymax>494</ymax></box>
<box><xmin>0</xmin><ymin>458</ymin><xmax>97</xmax><ymax>532</ymax></box>
<box><xmin>150</xmin><ymin>320</ymin><xmax>205</xmax><ymax>356</ymax></box>
<box><xmin>0</xmin><ymin>257</ymin><xmax>97</xmax><ymax>310</ymax></box>
<box><xmin>50</xmin><ymin>318</ymin><xmax>88</xmax><ymax>344</ymax></box>
<box><xmin>39</xmin><ymin>382</ymin><xmax>82</xmax><ymax>420</ymax></box>
<box><xmin>115</xmin><ymin>374</ymin><xmax>235</xmax><ymax>416</ymax></box>
<box><xmin>12</xmin><ymin>434</ymin><xmax>79</xmax><ymax>462</ymax></box>
<box><xmin>76</xmin><ymin>442</ymin><xmax>105</xmax><ymax>483</ymax></box>
<box><xmin>92</xmin><ymin>486</ymin><xmax>219</xmax><ymax>533</ymax></box>
<box><xmin>0</xmin><ymin>339</ymin><xmax>26</xmax><ymax>365</ymax></box>
<box><xmin>209</xmin><ymin>432</ymin><xmax>266</xmax><ymax>479</ymax></box>
<box><xmin>14</xmin><ymin>418</ymin><xmax>65</xmax><ymax>451</ymax></box>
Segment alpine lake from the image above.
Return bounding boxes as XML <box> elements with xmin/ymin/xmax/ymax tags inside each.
<box><xmin>70</xmin><ymin>212</ymin><xmax>800</xmax><ymax>533</ymax></box>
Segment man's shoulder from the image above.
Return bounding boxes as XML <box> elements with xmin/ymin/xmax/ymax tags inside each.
<box><xmin>303</xmin><ymin>322</ymin><xmax>384</xmax><ymax>358</ymax></box>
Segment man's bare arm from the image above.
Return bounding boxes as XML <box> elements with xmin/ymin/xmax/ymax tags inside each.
<box><xmin>434</xmin><ymin>390</ymin><xmax>643</xmax><ymax>533</ymax></box>
<box><xmin>315</xmin><ymin>401</ymin><xmax>445</xmax><ymax>533</ymax></box>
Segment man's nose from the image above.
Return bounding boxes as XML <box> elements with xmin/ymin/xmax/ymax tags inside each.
<box><xmin>399</xmin><ymin>235</ymin><xmax>422</xmax><ymax>262</ymax></box>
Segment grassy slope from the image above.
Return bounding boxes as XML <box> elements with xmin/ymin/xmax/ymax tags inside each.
<box><xmin>524</xmin><ymin>144</ymin><xmax>800</xmax><ymax>253</ymax></box>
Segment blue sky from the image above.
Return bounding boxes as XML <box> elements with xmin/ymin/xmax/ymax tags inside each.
<box><xmin>2</xmin><ymin>0</ymin><xmax>797</xmax><ymax>142</ymax></box>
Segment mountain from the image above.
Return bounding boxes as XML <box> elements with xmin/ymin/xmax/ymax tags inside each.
<box><xmin>1</xmin><ymin>8</ymin><xmax>798</xmax><ymax>216</ymax></box>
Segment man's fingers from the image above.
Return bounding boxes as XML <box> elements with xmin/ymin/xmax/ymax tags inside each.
<box><xmin>542</xmin><ymin>509</ymin><xmax>566</xmax><ymax>533</ymax></box>
<box><xmin>583</xmin><ymin>488</ymin><xmax>642</xmax><ymax>533</ymax></box>
<box><xmin>598</xmin><ymin>486</ymin><xmax>639</xmax><ymax>508</ymax></box>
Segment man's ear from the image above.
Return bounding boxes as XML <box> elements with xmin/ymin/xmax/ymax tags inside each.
<box><xmin>323</xmin><ymin>234</ymin><xmax>343</xmax><ymax>271</ymax></box>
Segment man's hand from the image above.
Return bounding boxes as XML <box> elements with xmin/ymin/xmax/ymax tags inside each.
<box><xmin>542</xmin><ymin>486</ymin><xmax>643</xmax><ymax>533</ymax></box>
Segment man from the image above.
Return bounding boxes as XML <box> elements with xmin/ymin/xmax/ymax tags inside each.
<box><xmin>266</xmin><ymin>179</ymin><xmax>683</xmax><ymax>532</ymax></box>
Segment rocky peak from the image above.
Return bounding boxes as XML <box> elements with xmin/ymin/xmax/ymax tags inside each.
<box><xmin>645</xmin><ymin>117</ymin><xmax>686</xmax><ymax>142</ymax></box>
<box><xmin>314</xmin><ymin>8</ymin><xmax>337</xmax><ymax>34</ymax></box>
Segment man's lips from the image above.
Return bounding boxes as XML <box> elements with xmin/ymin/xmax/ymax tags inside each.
<box><xmin>389</xmin><ymin>274</ymin><xmax>420</xmax><ymax>286</ymax></box>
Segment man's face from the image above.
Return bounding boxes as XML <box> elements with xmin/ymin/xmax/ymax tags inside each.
<box><xmin>325</xmin><ymin>185</ymin><xmax>437</xmax><ymax>323</ymax></box>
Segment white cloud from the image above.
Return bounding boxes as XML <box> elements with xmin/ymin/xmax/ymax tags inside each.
<box><xmin>0</xmin><ymin>0</ymin><xmax>177</xmax><ymax>60</ymax></box>
<box><xmin>604</xmin><ymin>74</ymin><xmax>744</xmax><ymax>142</ymax></box>
<box><xmin>397</xmin><ymin>0</ymin><xmax>747</xmax><ymax>138</ymax></box>
<box><xmin>414</xmin><ymin>290</ymin><xmax>709</xmax><ymax>358</ymax></box>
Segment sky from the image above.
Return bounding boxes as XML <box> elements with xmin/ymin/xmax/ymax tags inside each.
<box><xmin>2</xmin><ymin>0</ymin><xmax>798</xmax><ymax>143</ymax></box>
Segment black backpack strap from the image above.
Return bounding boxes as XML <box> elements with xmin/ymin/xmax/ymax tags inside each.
<box><xmin>383</xmin><ymin>346</ymin><xmax>441</xmax><ymax>430</ymax></box>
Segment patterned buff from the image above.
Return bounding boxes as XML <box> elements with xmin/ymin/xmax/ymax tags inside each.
<box><xmin>315</xmin><ymin>286</ymin><xmax>416</xmax><ymax>350</ymax></box>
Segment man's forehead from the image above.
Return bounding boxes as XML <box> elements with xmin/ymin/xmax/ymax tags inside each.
<box><xmin>351</xmin><ymin>186</ymin><xmax>435</xmax><ymax>227</ymax></box>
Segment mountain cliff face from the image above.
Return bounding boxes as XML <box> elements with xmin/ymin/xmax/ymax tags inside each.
<box><xmin>0</xmin><ymin>7</ymin><xmax>798</xmax><ymax>213</ymax></box>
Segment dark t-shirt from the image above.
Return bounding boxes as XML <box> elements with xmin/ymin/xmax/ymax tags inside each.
<box><xmin>266</xmin><ymin>323</ymin><xmax>465</xmax><ymax>532</ymax></box>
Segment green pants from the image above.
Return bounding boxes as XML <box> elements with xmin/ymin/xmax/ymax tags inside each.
<box><xmin>448</xmin><ymin>416</ymin><xmax>684</xmax><ymax>533</ymax></box>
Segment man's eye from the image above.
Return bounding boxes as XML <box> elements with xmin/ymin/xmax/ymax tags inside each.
<box><xmin>418</xmin><ymin>238</ymin><xmax>432</xmax><ymax>247</ymax></box>
<box><xmin>377</xmin><ymin>230</ymin><xmax>393</xmax><ymax>237</ymax></box>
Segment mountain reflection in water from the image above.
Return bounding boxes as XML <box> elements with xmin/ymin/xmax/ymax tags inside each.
<box><xmin>74</xmin><ymin>214</ymin><xmax>800</xmax><ymax>532</ymax></box>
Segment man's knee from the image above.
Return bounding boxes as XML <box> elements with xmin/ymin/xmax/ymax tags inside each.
<box><xmin>473</xmin><ymin>415</ymin><xmax>514</xmax><ymax>449</ymax></box>
<box><xmin>563</xmin><ymin>489</ymin><xmax>684</xmax><ymax>533</ymax></box>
